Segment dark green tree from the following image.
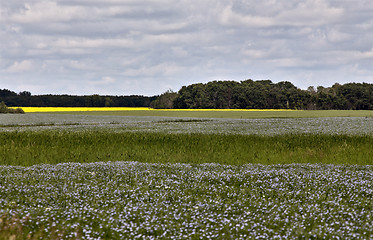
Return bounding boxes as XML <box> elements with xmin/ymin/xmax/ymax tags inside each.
<box><xmin>150</xmin><ymin>90</ymin><xmax>179</xmax><ymax>109</ymax></box>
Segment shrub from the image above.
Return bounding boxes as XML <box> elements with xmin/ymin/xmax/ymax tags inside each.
<box><xmin>0</xmin><ymin>101</ymin><xmax>24</xmax><ymax>114</ymax></box>
<box><xmin>0</xmin><ymin>101</ymin><xmax>9</xmax><ymax>113</ymax></box>
<box><xmin>14</xmin><ymin>108</ymin><xmax>25</xmax><ymax>114</ymax></box>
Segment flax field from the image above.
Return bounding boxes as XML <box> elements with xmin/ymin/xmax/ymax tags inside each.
<box><xmin>0</xmin><ymin>112</ymin><xmax>372</xmax><ymax>239</ymax></box>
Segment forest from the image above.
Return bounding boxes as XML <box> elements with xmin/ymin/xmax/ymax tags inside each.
<box><xmin>0</xmin><ymin>90</ymin><xmax>156</xmax><ymax>108</ymax></box>
<box><xmin>1</xmin><ymin>80</ymin><xmax>372</xmax><ymax>110</ymax></box>
<box><xmin>156</xmin><ymin>80</ymin><xmax>373</xmax><ymax>110</ymax></box>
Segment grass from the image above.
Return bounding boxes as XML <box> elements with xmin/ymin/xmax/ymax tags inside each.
<box><xmin>1</xmin><ymin>131</ymin><xmax>372</xmax><ymax>166</ymax></box>
<box><xmin>12</xmin><ymin>107</ymin><xmax>373</xmax><ymax>118</ymax></box>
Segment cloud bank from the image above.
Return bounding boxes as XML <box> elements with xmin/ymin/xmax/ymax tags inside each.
<box><xmin>1</xmin><ymin>0</ymin><xmax>372</xmax><ymax>95</ymax></box>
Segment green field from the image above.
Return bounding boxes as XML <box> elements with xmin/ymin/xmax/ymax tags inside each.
<box><xmin>0</xmin><ymin>131</ymin><xmax>372</xmax><ymax>166</ymax></box>
<box><xmin>1</xmin><ymin>111</ymin><xmax>373</xmax><ymax>239</ymax></box>
<box><xmin>45</xmin><ymin>109</ymin><xmax>373</xmax><ymax>118</ymax></box>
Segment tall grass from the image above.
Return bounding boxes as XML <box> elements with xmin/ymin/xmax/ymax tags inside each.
<box><xmin>1</xmin><ymin>131</ymin><xmax>372</xmax><ymax>166</ymax></box>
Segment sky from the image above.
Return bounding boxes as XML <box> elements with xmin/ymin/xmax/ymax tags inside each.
<box><xmin>1</xmin><ymin>0</ymin><xmax>373</xmax><ymax>96</ymax></box>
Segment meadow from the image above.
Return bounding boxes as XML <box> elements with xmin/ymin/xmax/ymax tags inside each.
<box><xmin>1</xmin><ymin>109</ymin><xmax>373</xmax><ymax>239</ymax></box>
<box><xmin>0</xmin><ymin>131</ymin><xmax>372</xmax><ymax>166</ymax></box>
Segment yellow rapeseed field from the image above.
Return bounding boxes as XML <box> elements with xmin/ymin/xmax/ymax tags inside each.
<box><xmin>16</xmin><ymin>107</ymin><xmax>152</xmax><ymax>113</ymax></box>
<box><xmin>13</xmin><ymin>107</ymin><xmax>299</xmax><ymax>113</ymax></box>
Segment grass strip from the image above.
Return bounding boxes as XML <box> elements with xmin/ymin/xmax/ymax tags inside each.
<box><xmin>31</xmin><ymin>109</ymin><xmax>373</xmax><ymax>118</ymax></box>
<box><xmin>1</xmin><ymin>131</ymin><xmax>372</xmax><ymax>166</ymax></box>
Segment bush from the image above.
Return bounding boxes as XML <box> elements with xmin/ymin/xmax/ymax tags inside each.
<box><xmin>0</xmin><ymin>101</ymin><xmax>9</xmax><ymax>113</ymax></box>
<box><xmin>14</xmin><ymin>108</ymin><xmax>25</xmax><ymax>114</ymax></box>
<box><xmin>0</xmin><ymin>101</ymin><xmax>24</xmax><ymax>114</ymax></box>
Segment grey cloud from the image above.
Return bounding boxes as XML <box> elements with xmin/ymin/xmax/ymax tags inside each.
<box><xmin>1</xmin><ymin>0</ymin><xmax>372</xmax><ymax>95</ymax></box>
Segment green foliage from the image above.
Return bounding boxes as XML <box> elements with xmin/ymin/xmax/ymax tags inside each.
<box><xmin>0</xmin><ymin>131</ymin><xmax>372</xmax><ymax>166</ymax></box>
<box><xmin>150</xmin><ymin>90</ymin><xmax>179</xmax><ymax>109</ymax></box>
<box><xmin>0</xmin><ymin>101</ymin><xmax>8</xmax><ymax>113</ymax></box>
<box><xmin>0</xmin><ymin>101</ymin><xmax>24</xmax><ymax>114</ymax></box>
<box><xmin>1</xmin><ymin>80</ymin><xmax>373</xmax><ymax>109</ymax></box>
<box><xmin>174</xmin><ymin>80</ymin><xmax>373</xmax><ymax>110</ymax></box>
<box><xmin>174</xmin><ymin>80</ymin><xmax>312</xmax><ymax>109</ymax></box>
<box><xmin>0</xmin><ymin>90</ymin><xmax>156</xmax><ymax>108</ymax></box>
<box><xmin>0</xmin><ymin>89</ymin><xmax>17</xmax><ymax>97</ymax></box>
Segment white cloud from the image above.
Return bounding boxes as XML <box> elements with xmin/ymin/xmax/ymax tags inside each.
<box><xmin>3</xmin><ymin>60</ymin><xmax>34</xmax><ymax>73</ymax></box>
<box><xmin>89</xmin><ymin>76</ymin><xmax>116</xmax><ymax>85</ymax></box>
<box><xmin>171</xmin><ymin>46</ymin><xmax>189</xmax><ymax>58</ymax></box>
<box><xmin>326</xmin><ymin>29</ymin><xmax>352</xmax><ymax>43</ymax></box>
<box><xmin>218</xmin><ymin>0</ymin><xmax>344</xmax><ymax>28</ymax></box>
<box><xmin>54</xmin><ymin>37</ymin><xmax>135</xmax><ymax>49</ymax></box>
<box><xmin>123</xmin><ymin>63</ymin><xmax>185</xmax><ymax>77</ymax></box>
<box><xmin>9</xmin><ymin>2</ymin><xmax>84</xmax><ymax>23</ymax></box>
<box><xmin>276</xmin><ymin>0</ymin><xmax>344</xmax><ymax>27</ymax></box>
<box><xmin>219</xmin><ymin>5</ymin><xmax>273</xmax><ymax>28</ymax></box>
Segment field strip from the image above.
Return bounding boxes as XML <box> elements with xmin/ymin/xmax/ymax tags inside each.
<box><xmin>1</xmin><ymin>131</ymin><xmax>372</xmax><ymax>166</ymax></box>
<box><xmin>13</xmin><ymin>107</ymin><xmax>299</xmax><ymax>113</ymax></box>
<box><xmin>9</xmin><ymin>107</ymin><xmax>373</xmax><ymax>118</ymax></box>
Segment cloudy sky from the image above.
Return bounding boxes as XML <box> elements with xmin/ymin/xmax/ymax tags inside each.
<box><xmin>1</xmin><ymin>0</ymin><xmax>372</xmax><ymax>96</ymax></box>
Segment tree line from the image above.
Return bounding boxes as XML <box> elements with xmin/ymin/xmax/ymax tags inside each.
<box><xmin>1</xmin><ymin>80</ymin><xmax>372</xmax><ymax>110</ymax></box>
<box><xmin>0</xmin><ymin>89</ymin><xmax>156</xmax><ymax>107</ymax></box>
<box><xmin>152</xmin><ymin>80</ymin><xmax>373</xmax><ymax>110</ymax></box>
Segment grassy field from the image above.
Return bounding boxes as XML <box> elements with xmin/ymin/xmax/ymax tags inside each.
<box><xmin>0</xmin><ymin>131</ymin><xmax>372</xmax><ymax>166</ymax></box>
<box><xmin>1</xmin><ymin>111</ymin><xmax>373</xmax><ymax>239</ymax></box>
<box><xmin>14</xmin><ymin>107</ymin><xmax>373</xmax><ymax>118</ymax></box>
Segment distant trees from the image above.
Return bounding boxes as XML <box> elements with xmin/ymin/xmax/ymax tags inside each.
<box><xmin>173</xmin><ymin>80</ymin><xmax>373</xmax><ymax>110</ymax></box>
<box><xmin>150</xmin><ymin>90</ymin><xmax>178</xmax><ymax>109</ymax></box>
<box><xmin>0</xmin><ymin>89</ymin><xmax>17</xmax><ymax>97</ymax></box>
<box><xmin>0</xmin><ymin>90</ymin><xmax>156</xmax><ymax>108</ymax></box>
<box><xmin>173</xmin><ymin>80</ymin><xmax>312</xmax><ymax>109</ymax></box>
<box><xmin>1</xmin><ymin>80</ymin><xmax>372</xmax><ymax>110</ymax></box>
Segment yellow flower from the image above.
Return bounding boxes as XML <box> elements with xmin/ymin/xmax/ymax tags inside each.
<box><xmin>12</xmin><ymin>107</ymin><xmax>300</xmax><ymax>113</ymax></box>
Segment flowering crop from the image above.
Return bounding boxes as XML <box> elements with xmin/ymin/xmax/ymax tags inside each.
<box><xmin>1</xmin><ymin>162</ymin><xmax>372</xmax><ymax>239</ymax></box>
<box><xmin>1</xmin><ymin>112</ymin><xmax>372</xmax><ymax>239</ymax></box>
<box><xmin>1</xmin><ymin>114</ymin><xmax>373</xmax><ymax>136</ymax></box>
<box><xmin>13</xmin><ymin>107</ymin><xmax>298</xmax><ymax>113</ymax></box>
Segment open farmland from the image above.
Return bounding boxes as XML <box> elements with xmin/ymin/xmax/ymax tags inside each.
<box><xmin>1</xmin><ymin>113</ymin><xmax>373</xmax><ymax>135</ymax></box>
<box><xmin>1</xmin><ymin>162</ymin><xmax>372</xmax><ymax>239</ymax></box>
<box><xmin>1</xmin><ymin>109</ymin><xmax>373</xmax><ymax>239</ymax></box>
